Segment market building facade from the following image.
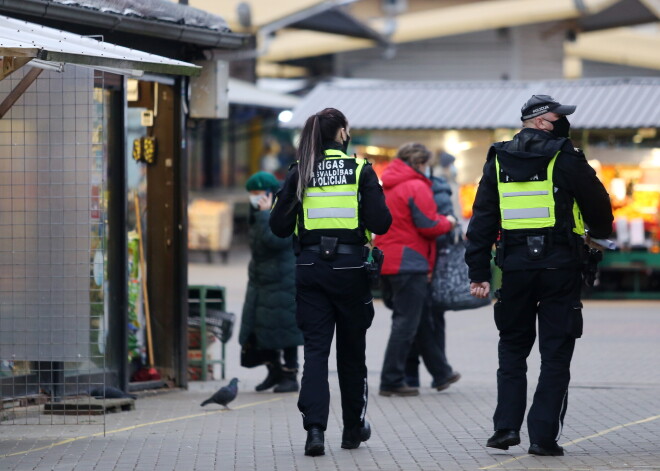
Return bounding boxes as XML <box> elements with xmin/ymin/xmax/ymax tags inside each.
<box><xmin>287</xmin><ymin>77</ymin><xmax>660</xmax><ymax>298</ymax></box>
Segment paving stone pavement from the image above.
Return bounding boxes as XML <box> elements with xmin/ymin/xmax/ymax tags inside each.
<box><xmin>0</xmin><ymin>248</ymin><xmax>658</xmax><ymax>470</ymax></box>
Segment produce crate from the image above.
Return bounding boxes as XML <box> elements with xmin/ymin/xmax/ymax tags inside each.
<box><xmin>188</xmin><ymin>200</ymin><xmax>233</xmax><ymax>263</ymax></box>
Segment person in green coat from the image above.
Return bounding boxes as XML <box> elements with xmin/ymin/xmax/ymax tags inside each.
<box><xmin>238</xmin><ymin>171</ymin><xmax>303</xmax><ymax>393</ymax></box>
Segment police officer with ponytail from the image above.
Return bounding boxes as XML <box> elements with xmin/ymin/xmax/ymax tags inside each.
<box><xmin>270</xmin><ymin>108</ymin><xmax>391</xmax><ymax>457</ymax></box>
<box><xmin>465</xmin><ymin>95</ymin><xmax>613</xmax><ymax>457</ymax></box>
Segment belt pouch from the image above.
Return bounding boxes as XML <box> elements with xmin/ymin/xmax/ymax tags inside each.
<box><xmin>526</xmin><ymin>235</ymin><xmax>545</xmax><ymax>260</ymax></box>
<box><xmin>320</xmin><ymin>236</ymin><xmax>338</xmax><ymax>260</ymax></box>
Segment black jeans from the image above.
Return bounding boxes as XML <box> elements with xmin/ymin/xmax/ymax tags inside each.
<box><xmin>405</xmin><ymin>307</ymin><xmax>453</xmax><ymax>384</ymax></box>
<box><xmin>295</xmin><ymin>254</ymin><xmax>374</xmax><ymax>431</ymax></box>
<box><xmin>380</xmin><ymin>274</ymin><xmax>453</xmax><ymax>390</ymax></box>
<box><xmin>493</xmin><ymin>268</ymin><xmax>582</xmax><ymax>446</ymax></box>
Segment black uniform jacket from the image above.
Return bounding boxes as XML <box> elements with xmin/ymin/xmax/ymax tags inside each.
<box><xmin>465</xmin><ymin>128</ymin><xmax>613</xmax><ymax>283</ymax></box>
<box><xmin>269</xmin><ymin>142</ymin><xmax>392</xmax><ymax>249</ymax></box>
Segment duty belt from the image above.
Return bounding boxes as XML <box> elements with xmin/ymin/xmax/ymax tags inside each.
<box><xmin>302</xmin><ymin>244</ymin><xmax>368</xmax><ymax>257</ymax></box>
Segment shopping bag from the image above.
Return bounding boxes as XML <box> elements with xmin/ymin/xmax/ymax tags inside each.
<box><xmin>240</xmin><ymin>333</ymin><xmax>270</xmax><ymax>368</ymax></box>
<box><xmin>431</xmin><ymin>230</ymin><xmax>491</xmax><ymax>311</ymax></box>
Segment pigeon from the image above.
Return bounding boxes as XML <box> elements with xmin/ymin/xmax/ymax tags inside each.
<box><xmin>200</xmin><ymin>378</ymin><xmax>239</xmax><ymax>409</ymax></box>
<box><xmin>89</xmin><ymin>386</ymin><xmax>137</xmax><ymax>400</ymax></box>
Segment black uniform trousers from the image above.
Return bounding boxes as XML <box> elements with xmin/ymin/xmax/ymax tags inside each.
<box><xmin>295</xmin><ymin>253</ymin><xmax>375</xmax><ymax>432</ymax></box>
<box><xmin>494</xmin><ymin>267</ymin><xmax>583</xmax><ymax>446</ymax></box>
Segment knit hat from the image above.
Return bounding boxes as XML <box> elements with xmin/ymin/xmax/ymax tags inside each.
<box><xmin>245</xmin><ymin>171</ymin><xmax>280</xmax><ymax>192</ymax></box>
<box><xmin>438</xmin><ymin>151</ymin><xmax>456</xmax><ymax>168</ymax></box>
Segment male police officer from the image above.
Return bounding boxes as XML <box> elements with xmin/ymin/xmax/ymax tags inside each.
<box><xmin>465</xmin><ymin>95</ymin><xmax>613</xmax><ymax>456</ymax></box>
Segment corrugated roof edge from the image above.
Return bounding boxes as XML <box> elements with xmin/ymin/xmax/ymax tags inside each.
<box><xmin>328</xmin><ymin>77</ymin><xmax>660</xmax><ymax>89</ymax></box>
<box><xmin>51</xmin><ymin>0</ymin><xmax>230</xmax><ymax>32</ymax></box>
<box><xmin>0</xmin><ymin>0</ymin><xmax>249</xmax><ymax>49</ymax></box>
<box><xmin>285</xmin><ymin>77</ymin><xmax>660</xmax><ymax>130</ymax></box>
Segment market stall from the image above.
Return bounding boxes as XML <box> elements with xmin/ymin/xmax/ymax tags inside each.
<box><xmin>589</xmin><ymin>151</ymin><xmax>660</xmax><ymax>298</ymax></box>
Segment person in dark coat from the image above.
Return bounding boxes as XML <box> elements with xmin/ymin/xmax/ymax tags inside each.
<box><xmin>404</xmin><ymin>174</ymin><xmax>461</xmax><ymax>391</ymax></box>
<box><xmin>238</xmin><ymin>171</ymin><xmax>303</xmax><ymax>393</ymax></box>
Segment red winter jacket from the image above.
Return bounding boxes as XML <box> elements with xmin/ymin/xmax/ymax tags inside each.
<box><xmin>377</xmin><ymin>159</ymin><xmax>453</xmax><ymax>275</ymax></box>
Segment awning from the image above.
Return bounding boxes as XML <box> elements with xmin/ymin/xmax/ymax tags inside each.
<box><xmin>579</xmin><ymin>0</ymin><xmax>659</xmax><ymax>31</ymax></box>
<box><xmin>228</xmin><ymin>78</ymin><xmax>300</xmax><ymax>109</ymax></box>
<box><xmin>285</xmin><ymin>77</ymin><xmax>660</xmax><ymax>130</ymax></box>
<box><xmin>0</xmin><ymin>0</ymin><xmax>248</xmax><ymax>49</ymax></box>
<box><xmin>258</xmin><ymin>1</ymin><xmax>387</xmax><ymax>46</ymax></box>
<box><xmin>0</xmin><ymin>14</ymin><xmax>201</xmax><ymax>77</ymax></box>
<box><xmin>261</xmin><ymin>0</ymin><xmax>620</xmax><ymax>63</ymax></box>
<box><xmin>566</xmin><ymin>27</ymin><xmax>660</xmax><ymax>71</ymax></box>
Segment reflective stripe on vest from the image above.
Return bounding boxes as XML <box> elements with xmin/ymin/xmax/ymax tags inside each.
<box><xmin>299</xmin><ymin>149</ymin><xmax>367</xmax><ymax>235</ymax></box>
<box><xmin>496</xmin><ymin>151</ymin><xmax>584</xmax><ymax>235</ymax></box>
<box><xmin>496</xmin><ymin>153</ymin><xmax>558</xmax><ymax>230</ymax></box>
<box><xmin>307</xmin><ymin>207</ymin><xmax>356</xmax><ymax>219</ymax></box>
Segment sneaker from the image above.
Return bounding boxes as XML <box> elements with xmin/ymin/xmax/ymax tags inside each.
<box><xmin>378</xmin><ymin>386</ymin><xmax>419</xmax><ymax>397</ymax></box>
<box><xmin>433</xmin><ymin>372</ymin><xmax>461</xmax><ymax>391</ymax></box>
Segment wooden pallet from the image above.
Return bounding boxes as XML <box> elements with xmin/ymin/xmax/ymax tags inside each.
<box><xmin>44</xmin><ymin>397</ymin><xmax>135</xmax><ymax>415</ymax></box>
<box><xmin>1</xmin><ymin>394</ymin><xmax>47</xmax><ymax>410</ymax></box>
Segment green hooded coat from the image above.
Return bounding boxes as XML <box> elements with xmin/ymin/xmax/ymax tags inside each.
<box><xmin>238</xmin><ymin>209</ymin><xmax>302</xmax><ymax>350</ymax></box>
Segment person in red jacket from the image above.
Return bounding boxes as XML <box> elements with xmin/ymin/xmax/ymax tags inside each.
<box><xmin>378</xmin><ymin>142</ymin><xmax>456</xmax><ymax>397</ymax></box>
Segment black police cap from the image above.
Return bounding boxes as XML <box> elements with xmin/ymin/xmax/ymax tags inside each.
<box><xmin>521</xmin><ymin>94</ymin><xmax>576</xmax><ymax>121</ymax></box>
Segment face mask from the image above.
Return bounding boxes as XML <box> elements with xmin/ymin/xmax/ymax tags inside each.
<box><xmin>341</xmin><ymin>133</ymin><xmax>351</xmax><ymax>153</ymax></box>
<box><xmin>249</xmin><ymin>194</ymin><xmax>263</xmax><ymax>209</ymax></box>
<box><xmin>547</xmin><ymin>116</ymin><xmax>571</xmax><ymax>138</ymax></box>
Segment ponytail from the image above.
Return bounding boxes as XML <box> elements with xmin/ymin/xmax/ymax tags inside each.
<box><xmin>296</xmin><ymin>114</ymin><xmax>323</xmax><ymax>201</ymax></box>
<box><xmin>295</xmin><ymin>108</ymin><xmax>348</xmax><ymax>201</ymax></box>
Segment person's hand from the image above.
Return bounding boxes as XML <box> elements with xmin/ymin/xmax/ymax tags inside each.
<box><xmin>585</xmin><ymin>234</ymin><xmax>606</xmax><ymax>251</ymax></box>
<box><xmin>258</xmin><ymin>192</ymin><xmax>273</xmax><ymax>211</ymax></box>
<box><xmin>445</xmin><ymin>214</ymin><xmax>457</xmax><ymax>229</ymax></box>
<box><xmin>470</xmin><ymin>281</ymin><xmax>490</xmax><ymax>299</ymax></box>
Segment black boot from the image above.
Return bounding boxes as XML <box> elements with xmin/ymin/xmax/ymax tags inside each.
<box><xmin>255</xmin><ymin>363</ymin><xmax>282</xmax><ymax>392</ymax></box>
<box><xmin>341</xmin><ymin>421</ymin><xmax>371</xmax><ymax>449</ymax></box>
<box><xmin>273</xmin><ymin>368</ymin><xmax>299</xmax><ymax>393</ymax></box>
<box><xmin>305</xmin><ymin>426</ymin><xmax>325</xmax><ymax>456</ymax></box>
<box><xmin>486</xmin><ymin>430</ymin><xmax>520</xmax><ymax>450</ymax></box>
<box><xmin>529</xmin><ymin>443</ymin><xmax>564</xmax><ymax>456</ymax></box>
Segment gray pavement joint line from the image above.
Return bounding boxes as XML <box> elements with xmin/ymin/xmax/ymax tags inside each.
<box><xmin>479</xmin><ymin>412</ymin><xmax>660</xmax><ymax>470</ymax></box>
<box><xmin>0</xmin><ymin>397</ymin><xmax>284</xmax><ymax>460</ymax></box>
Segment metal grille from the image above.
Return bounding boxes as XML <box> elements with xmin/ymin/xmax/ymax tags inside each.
<box><xmin>0</xmin><ymin>64</ymin><xmax>106</xmax><ymax>426</ymax></box>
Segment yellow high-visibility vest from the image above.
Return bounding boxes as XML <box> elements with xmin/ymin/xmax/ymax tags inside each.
<box><xmin>496</xmin><ymin>151</ymin><xmax>585</xmax><ymax>235</ymax></box>
<box><xmin>297</xmin><ymin>149</ymin><xmax>370</xmax><ymax>240</ymax></box>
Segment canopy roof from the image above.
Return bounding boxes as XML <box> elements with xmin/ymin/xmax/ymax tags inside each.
<box><xmin>0</xmin><ymin>0</ymin><xmax>247</xmax><ymax>49</ymax></box>
<box><xmin>0</xmin><ymin>14</ymin><xmax>200</xmax><ymax>76</ymax></box>
<box><xmin>286</xmin><ymin>77</ymin><xmax>660</xmax><ymax>129</ymax></box>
